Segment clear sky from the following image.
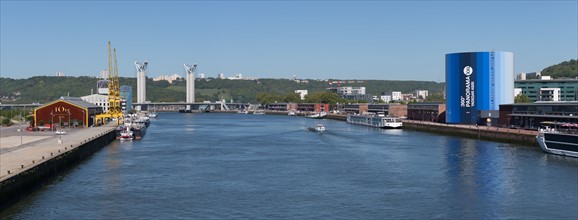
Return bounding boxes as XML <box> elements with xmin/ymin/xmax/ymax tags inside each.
<box><xmin>1</xmin><ymin>1</ymin><xmax>576</xmax><ymax>81</ymax></box>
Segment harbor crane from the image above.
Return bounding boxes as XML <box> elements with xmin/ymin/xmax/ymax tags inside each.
<box><xmin>94</xmin><ymin>41</ymin><xmax>123</xmax><ymax>126</ymax></box>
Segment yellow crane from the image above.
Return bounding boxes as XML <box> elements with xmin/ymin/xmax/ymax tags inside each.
<box><xmin>95</xmin><ymin>41</ymin><xmax>123</xmax><ymax>126</ymax></box>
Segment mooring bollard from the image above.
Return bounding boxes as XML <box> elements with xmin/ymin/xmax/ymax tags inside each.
<box><xmin>7</xmin><ymin>170</ymin><xmax>10</xmax><ymax>174</ymax></box>
<box><xmin>32</xmin><ymin>160</ymin><xmax>35</xmax><ymax>164</ymax></box>
<box><xmin>51</xmin><ymin>152</ymin><xmax>53</xmax><ymax>156</ymax></box>
<box><xmin>21</xmin><ymin>165</ymin><xmax>24</xmax><ymax>168</ymax></box>
<box><xmin>42</xmin><ymin>156</ymin><xmax>45</xmax><ymax>159</ymax></box>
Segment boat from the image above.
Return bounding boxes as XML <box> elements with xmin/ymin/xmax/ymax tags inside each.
<box><xmin>288</xmin><ymin>110</ymin><xmax>296</xmax><ymax>116</ymax></box>
<box><xmin>119</xmin><ymin>127</ymin><xmax>133</xmax><ymax>141</ymax></box>
<box><xmin>347</xmin><ymin>113</ymin><xmax>403</xmax><ymax>129</ymax></box>
<box><xmin>308</xmin><ymin>123</ymin><xmax>326</xmax><ymax>132</ymax></box>
<box><xmin>148</xmin><ymin>105</ymin><xmax>158</xmax><ymax>118</ymax></box>
<box><xmin>131</xmin><ymin>122</ymin><xmax>147</xmax><ymax>140</ymax></box>
<box><xmin>305</xmin><ymin>112</ymin><xmax>327</xmax><ymax>119</ymax></box>
<box><xmin>253</xmin><ymin>109</ymin><xmax>265</xmax><ymax>115</ymax></box>
<box><xmin>536</xmin><ymin>124</ymin><xmax>578</xmax><ymax>157</ymax></box>
<box><xmin>237</xmin><ymin>109</ymin><xmax>249</xmax><ymax>114</ymax></box>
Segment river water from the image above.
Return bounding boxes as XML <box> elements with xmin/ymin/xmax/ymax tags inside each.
<box><xmin>2</xmin><ymin>113</ymin><xmax>577</xmax><ymax>219</ymax></box>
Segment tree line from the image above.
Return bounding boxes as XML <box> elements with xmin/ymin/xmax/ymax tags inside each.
<box><xmin>1</xmin><ymin>76</ymin><xmax>445</xmax><ymax>104</ymax></box>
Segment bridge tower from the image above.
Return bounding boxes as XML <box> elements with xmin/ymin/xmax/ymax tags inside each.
<box><xmin>135</xmin><ymin>61</ymin><xmax>149</xmax><ymax>105</ymax></box>
<box><xmin>184</xmin><ymin>64</ymin><xmax>197</xmax><ymax>103</ymax></box>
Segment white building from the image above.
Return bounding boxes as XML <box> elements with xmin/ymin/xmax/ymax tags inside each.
<box><xmin>380</xmin><ymin>95</ymin><xmax>392</xmax><ymax>103</ymax></box>
<box><xmin>392</xmin><ymin>91</ymin><xmax>402</xmax><ymax>101</ymax></box>
<box><xmin>415</xmin><ymin>90</ymin><xmax>429</xmax><ymax>99</ymax></box>
<box><xmin>81</xmin><ymin>94</ymin><xmax>109</xmax><ymax>112</ymax></box>
<box><xmin>333</xmin><ymin>86</ymin><xmax>366</xmax><ymax>95</ymax></box>
<box><xmin>217</xmin><ymin>73</ymin><xmax>225</xmax><ymax>79</ymax></box>
<box><xmin>56</xmin><ymin>72</ymin><xmax>64</xmax><ymax>77</ymax></box>
<box><xmin>198</xmin><ymin>73</ymin><xmax>205</xmax><ymax>79</ymax></box>
<box><xmin>153</xmin><ymin>74</ymin><xmax>181</xmax><ymax>84</ymax></box>
<box><xmin>539</xmin><ymin>88</ymin><xmax>561</xmax><ymax>101</ymax></box>
<box><xmin>295</xmin><ymin>90</ymin><xmax>308</xmax><ymax>100</ymax></box>
<box><xmin>227</xmin><ymin>73</ymin><xmax>243</xmax><ymax>80</ymax></box>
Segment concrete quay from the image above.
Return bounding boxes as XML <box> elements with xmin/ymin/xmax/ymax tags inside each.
<box><xmin>403</xmin><ymin>120</ymin><xmax>539</xmax><ymax>146</ymax></box>
<box><xmin>0</xmin><ymin>124</ymin><xmax>117</xmax><ymax>208</ymax></box>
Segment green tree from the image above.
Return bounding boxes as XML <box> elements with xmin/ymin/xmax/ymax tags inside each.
<box><xmin>425</xmin><ymin>93</ymin><xmax>446</xmax><ymax>102</ymax></box>
<box><xmin>281</xmin><ymin>92</ymin><xmax>301</xmax><ymax>103</ymax></box>
<box><xmin>541</xmin><ymin>59</ymin><xmax>577</xmax><ymax>79</ymax></box>
<box><xmin>515</xmin><ymin>94</ymin><xmax>532</xmax><ymax>103</ymax></box>
<box><xmin>304</xmin><ymin>92</ymin><xmax>345</xmax><ymax>104</ymax></box>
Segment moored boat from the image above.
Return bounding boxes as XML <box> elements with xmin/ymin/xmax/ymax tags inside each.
<box><xmin>536</xmin><ymin>124</ymin><xmax>578</xmax><ymax>157</ymax></box>
<box><xmin>347</xmin><ymin>113</ymin><xmax>402</xmax><ymax>129</ymax></box>
<box><xmin>305</xmin><ymin>112</ymin><xmax>327</xmax><ymax>119</ymax></box>
<box><xmin>119</xmin><ymin>126</ymin><xmax>133</xmax><ymax>141</ymax></box>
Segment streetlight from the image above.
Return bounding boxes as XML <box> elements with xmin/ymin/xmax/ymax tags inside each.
<box><xmin>50</xmin><ymin>111</ymin><xmax>54</xmax><ymax>131</ymax></box>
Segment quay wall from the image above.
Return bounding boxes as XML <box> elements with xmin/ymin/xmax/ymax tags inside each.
<box><xmin>0</xmin><ymin>129</ymin><xmax>116</xmax><ymax>209</ymax></box>
<box><xmin>403</xmin><ymin>120</ymin><xmax>538</xmax><ymax>146</ymax></box>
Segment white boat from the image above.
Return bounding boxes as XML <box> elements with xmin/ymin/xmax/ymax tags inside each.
<box><xmin>288</xmin><ymin>110</ymin><xmax>296</xmax><ymax>116</ymax></box>
<box><xmin>308</xmin><ymin>123</ymin><xmax>326</xmax><ymax>132</ymax></box>
<box><xmin>119</xmin><ymin>127</ymin><xmax>133</xmax><ymax>141</ymax></box>
<box><xmin>237</xmin><ymin>109</ymin><xmax>249</xmax><ymax>114</ymax></box>
<box><xmin>253</xmin><ymin>109</ymin><xmax>265</xmax><ymax>115</ymax></box>
<box><xmin>305</xmin><ymin>112</ymin><xmax>327</xmax><ymax>119</ymax></box>
<box><xmin>536</xmin><ymin>124</ymin><xmax>578</xmax><ymax>158</ymax></box>
<box><xmin>347</xmin><ymin>113</ymin><xmax>402</xmax><ymax>129</ymax></box>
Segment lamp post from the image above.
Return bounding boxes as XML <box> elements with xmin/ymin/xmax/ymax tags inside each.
<box><xmin>19</xmin><ymin>114</ymin><xmax>23</xmax><ymax>146</ymax></box>
<box><xmin>50</xmin><ymin>112</ymin><xmax>54</xmax><ymax>131</ymax></box>
<box><xmin>67</xmin><ymin>111</ymin><xmax>71</xmax><ymax>133</ymax></box>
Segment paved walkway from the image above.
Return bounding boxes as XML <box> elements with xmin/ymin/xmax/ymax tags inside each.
<box><xmin>403</xmin><ymin>120</ymin><xmax>539</xmax><ymax>136</ymax></box>
<box><xmin>0</xmin><ymin>124</ymin><xmax>117</xmax><ymax>181</ymax></box>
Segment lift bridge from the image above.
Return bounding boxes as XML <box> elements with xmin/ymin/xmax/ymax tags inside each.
<box><xmin>133</xmin><ymin>101</ymin><xmax>257</xmax><ymax>112</ymax></box>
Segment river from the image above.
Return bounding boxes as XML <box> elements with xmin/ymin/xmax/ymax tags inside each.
<box><xmin>2</xmin><ymin>113</ymin><xmax>577</xmax><ymax>219</ymax></box>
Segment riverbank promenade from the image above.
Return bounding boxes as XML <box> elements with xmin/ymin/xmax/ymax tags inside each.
<box><xmin>0</xmin><ymin>124</ymin><xmax>117</xmax><ymax>182</ymax></box>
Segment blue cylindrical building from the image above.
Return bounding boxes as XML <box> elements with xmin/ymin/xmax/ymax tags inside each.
<box><xmin>446</xmin><ymin>51</ymin><xmax>514</xmax><ymax>124</ymax></box>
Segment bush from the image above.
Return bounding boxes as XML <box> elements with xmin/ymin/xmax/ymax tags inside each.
<box><xmin>2</xmin><ymin>118</ymin><xmax>12</xmax><ymax>125</ymax></box>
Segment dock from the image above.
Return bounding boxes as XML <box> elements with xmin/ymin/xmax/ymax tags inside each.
<box><xmin>0</xmin><ymin>124</ymin><xmax>117</xmax><ymax>208</ymax></box>
<box><xmin>403</xmin><ymin>120</ymin><xmax>539</xmax><ymax>146</ymax></box>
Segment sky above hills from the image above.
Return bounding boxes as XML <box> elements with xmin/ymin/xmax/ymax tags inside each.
<box><xmin>1</xmin><ymin>1</ymin><xmax>576</xmax><ymax>81</ymax></box>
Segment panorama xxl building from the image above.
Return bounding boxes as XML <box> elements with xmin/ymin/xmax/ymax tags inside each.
<box><xmin>446</xmin><ymin>51</ymin><xmax>514</xmax><ymax>124</ymax></box>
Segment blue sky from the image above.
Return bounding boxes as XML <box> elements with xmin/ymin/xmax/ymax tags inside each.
<box><xmin>1</xmin><ymin>1</ymin><xmax>576</xmax><ymax>81</ymax></box>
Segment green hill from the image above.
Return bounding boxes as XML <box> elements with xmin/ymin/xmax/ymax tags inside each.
<box><xmin>0</xmin><ymin>76</ymin><xmax>445</xmax><ymax>104</ymax></box>
<box><xmin>541</xmin><ymin>59</ymin><xmax>577</xmax><ymax>78</ymax></box>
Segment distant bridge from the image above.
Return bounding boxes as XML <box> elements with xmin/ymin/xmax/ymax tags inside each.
<box><xmin>132</xmin><ymin>102</ymin><xmax>255</xmax><ymax>112</ymax></box>
<box><xmin>0</xmin><ymin>102</ymin><xmax>258</xmax><ymax>112</ymax></box>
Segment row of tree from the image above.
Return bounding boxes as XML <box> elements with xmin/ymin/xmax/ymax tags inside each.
<box><xmin>1</xmin><ymin>76</ymin><xmax>445</xmax><ymax>104</ymax></box>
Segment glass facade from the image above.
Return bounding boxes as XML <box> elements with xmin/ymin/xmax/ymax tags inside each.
<box><xmin>515</xmin><ymin>79</ymin><xmax>578</xmax><ymax>102</ymax></box>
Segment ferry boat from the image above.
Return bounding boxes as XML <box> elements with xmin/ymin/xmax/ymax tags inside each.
<box><xmin>347</xmin><ymin>113</ymin><xmax>402</xmax><ymax>129</ymax></box>
<box><xmin>536</xmin><ymin>124</ymin><xmax>578</xmax><ymax>158</ymax></box>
